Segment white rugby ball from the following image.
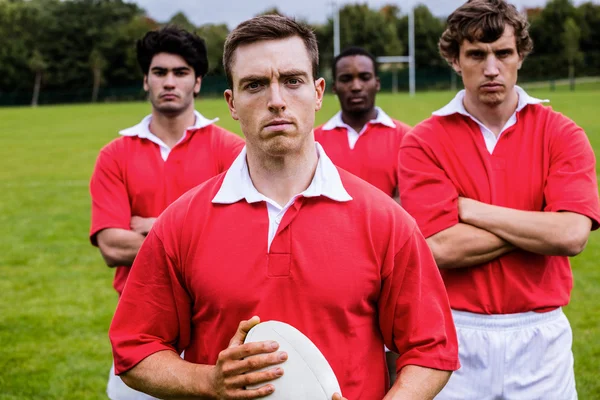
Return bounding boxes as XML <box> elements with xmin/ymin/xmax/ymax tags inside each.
<box><xmin>244</xmin><ymin>320</ymin><xmax>342</xmax><ymax>399</ymax></box>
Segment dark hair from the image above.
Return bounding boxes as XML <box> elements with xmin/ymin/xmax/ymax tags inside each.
<box><xmin>439</xmin><ymin>0</ymin><xmax>533</xmax><ymax>64</ymax></box>
<box><xmin>332</xmin><ymin>47</ymin><xmax>378</xmax><ymax>79</ymax></box>
<box><xmin>137</xmin><ymin>25</ymin><xmax>209</xmax><ymax>77</ymax></box>
<box><xmin>223</xmin><ymin>15</ymin><xmax>319</xmax><ymax>89</ymax></box>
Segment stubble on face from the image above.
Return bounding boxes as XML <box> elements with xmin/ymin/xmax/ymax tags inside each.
<box><xmin>225</xmin><ymin>37</ymin><xmax>324</xmax><ymax>159</ymax></box>
<box><xmin>455</xmin><ymin>25</ymin><xmax>522</xmax><ymax>109</ymax></box>
<box><xmin>333</xmin><ymin>55</ymin><xmax>379</xmax><ymax>116</ymax></box>
<box><xmin>145</xmin><ymin>53</ymin><xmax>200</xmax><ymax>117</ymax></box>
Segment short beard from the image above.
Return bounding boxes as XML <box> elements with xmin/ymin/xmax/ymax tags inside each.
<box><xmin>479</xmin><ymin>92</ymin><xmax>504</xmax><ymax>108</ymax></box>
<box><xmin>344</xmin><ymin>105</ymin><xmax>374</xmax><ymax>118</ymax></box>
<box><xmin>150</xmin><ymin>98</ymin><xmax>190</xmax><ymax>117</ymax></box>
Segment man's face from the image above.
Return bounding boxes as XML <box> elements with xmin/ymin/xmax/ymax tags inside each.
<box><xmin>144</xmin><ymin>52</ymin><xmax>201</xmax><ymax>115</ymax></box>
<box><xmin>453</xmin><ymin>25</ymin><xmax>523</xmax><ymax>107</ymax></box>
<box><xmin>224</xmin><ymin>36</ymin><xmax>325</xmax><ymax>157</ymax></box>
<box><xmin>333</xmin><ymin>55</ymin><xmax>380</xmax><ymax>115</ymax></box>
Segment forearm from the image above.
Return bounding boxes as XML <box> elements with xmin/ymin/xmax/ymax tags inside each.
<box><xmin>427</xmin><ymin>223</ymin><xmax>514</xmax><ymax>269</ymax></box>
<box><xmin>121</xmin><ymin>350</ymin><xmax>215</xmax><ymax>399</ymax></box>
<box><xmin>384</xmin><ymin>365</ymin><xmax>451</xmax><ymax>400</ymax></box>
<box><xmin>97</xmin><ymin>228</ymin><xmax>145</xmax><ymax>267</ymax></box>
<box><xmin>462</xmin><ymin>204</ymin><xmax>591</xmax><ymax>256</ymax></box>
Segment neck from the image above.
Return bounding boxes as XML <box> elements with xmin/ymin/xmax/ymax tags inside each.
<box><xmin>463</xmin><ymin>89</ymin><xmax>519</xmax><ymax>136</ymax></box>
<box><xmin>246</xmin><ymin>137</ymin><xmax>319</xmax><ymax>207</ymax></box>
<box><xmin>341</xmin><ymin>107</ymin><xmax>378</xmax><ymax>133</ymax></box>
<box><xmin>149</xmin><ymin>106</ymin><xmax>196</xmax><ymax>148</ymax></box>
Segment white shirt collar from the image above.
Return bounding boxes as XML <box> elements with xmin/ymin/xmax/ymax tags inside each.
<box><xmin>432</xmin><ymin>85</ymin><xmax>548</xmax><ymax>117</ymax></box>
<box><xmin>321</xmin><ymin>106</ymin><xmax>396</xmax><ymax>131</ymax></box>
<box><xmin>118</xmin><ymin>110</ymin><xmax>218</xmax><ymax>139</ymax></box>
<box><xmin>212</xmin><ymin>142</ymin><xmax>353</xmax><ymax>205</ymax></box>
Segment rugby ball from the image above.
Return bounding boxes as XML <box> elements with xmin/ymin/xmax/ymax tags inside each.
<box><xmin>244</xmin><ymin>320</ymin><xmax>342</xmax><ymax>399</ymax></box>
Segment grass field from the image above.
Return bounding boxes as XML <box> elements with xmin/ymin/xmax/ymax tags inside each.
<box><xmin>1</xmin><ymin>85</ymin><xmax>599</xmax><ymax>399</ymax></box>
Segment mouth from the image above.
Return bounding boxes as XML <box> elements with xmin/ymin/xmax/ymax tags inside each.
<box><xmin>480</xmin><ymin>82</ymin><xmax>504</xmax><ymax>92</ymax></box>
<box><xmin>264</xmin><ymin>119</ymin><xmax>293</xmax><ymax>132</ymax></box>
<box><xmin>160</xmin><ymin>93</ymin><xmax>179</xmax><ymax>100</ymax></box>
<box><xmin>348</xmin><ymin>96</ymin><xmax>366</xmax><ymax>105</ymax></box>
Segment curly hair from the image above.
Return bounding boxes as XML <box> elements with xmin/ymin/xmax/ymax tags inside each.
<box><xmin>439</xmin><ymin>0</ymin><xmax>533</xmax><ymax>64</ymax></box>
<box><xmin>137</xmin><ymin>25</ymin><xmax>208</xmax><ymax>77</ymax></box>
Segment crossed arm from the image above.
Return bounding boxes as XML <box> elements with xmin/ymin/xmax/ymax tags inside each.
<box><xmin>427</xmin><ymin>198</ymin><xmax>592</xmax><ymax>269</ymax></box>
<box><xmin>96</xmin><ymin>216</ymin><xmax>156</xmax><ymax>267</ymax></box>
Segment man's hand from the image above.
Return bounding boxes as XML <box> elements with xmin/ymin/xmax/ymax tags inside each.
<box><xmin>208</xmin><ymin>316</ymin><xmax>288</xmax><ymax>399</ymax></box>
<box><xmin>332</xmin><ymin>393</ymin><xmax>348</xmax><ymax>400</ymax></box>
<box><xmin>130</xmin><ymin>216</ymin><xmax>156</xmax><ymax>236</ymax></box>
<box><xmin>457</xmin><ymin>197</ymin><xmax>483</xmax><ymax>224</ymax></box>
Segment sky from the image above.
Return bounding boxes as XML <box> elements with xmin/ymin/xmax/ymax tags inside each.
<box><xmin>128</xmin><ymin>0</ymin><xmax>598</xmax><ymax>28</ymax></box>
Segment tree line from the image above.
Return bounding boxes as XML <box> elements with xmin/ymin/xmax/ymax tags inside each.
<box><xmin>0</xmin><ymin>0</ymin><xmax>598</xmax><ymax>105</ymax></box>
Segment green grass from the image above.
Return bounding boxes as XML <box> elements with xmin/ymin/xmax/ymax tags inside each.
<box><xmin>1</xmin><ymin>87</ymin><xmax>599</xmax><ymax>399</ymax></box>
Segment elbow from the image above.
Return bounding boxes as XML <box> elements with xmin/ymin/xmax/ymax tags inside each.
<box><xmin>559</xmin><ymin>234</ymin><xmax>588</xmax><ymax>257</ymax></box>
<box><xmin>120</xmin><ymin>370</ymin><xmax>142</xmax><ymax>392</ymax></box>
<box><xmin>426</xmin><ymin>238</ymin><xmax>454</xmax><ymax>269</ymax></box>
<box><xmin>555</xmin><ymin>214</ymin><xmax>592</xmax><ymax>257</ymax></box>
<box><xmin>98</xmin><ymin>242</ymin><xmax>121</xmax><ymax>267</ymax></box>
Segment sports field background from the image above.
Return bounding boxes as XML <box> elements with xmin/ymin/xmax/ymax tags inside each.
<box><xmin>1</xmin><ymin>84</ymin><xmax>599</xmax><ymax>399</ymax></box>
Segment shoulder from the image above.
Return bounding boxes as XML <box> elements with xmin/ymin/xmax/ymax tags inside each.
<box><xmin>402</xmin><ymin>114</ymin><xmax>462</xmax><ymax>147</ymax></box>
<box><xmin>391</xmin><ymin>119</ymin><xmax>412</xmax><ymax>134</ymax></box>
<box><xmin>96</xmin><ymin>136</ymin><xmax>137</xmax><ymax>164</ymax></box>
<box><xmin>154</xmin><ymin>173</ymin><xmax>227</xmax><ymax>233</ymax></box>
<box><xmin>522</xmin><ymin>104</ymin><xmax>586</xmax><ymax>145</ymax></box>
<box><xmin>195</xmin><ymin>124</ymin><xmax>244</xmax><ymax>143</ymax></box>
<box><xmin>338</xmin><ymin>168</ymin><xmax>416</xmax><ymax>225</ymax></box>
<box><xmin>314</xmin><ymin>124</ymin><xmax>337</xmax><ymax>140</ymax></box>
<box><xmin>523</xmin><ymin>103</ymin><xmax>579</xmax><ymax>129</ymax></box>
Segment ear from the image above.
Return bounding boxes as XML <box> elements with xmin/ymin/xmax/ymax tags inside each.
<box><xmin>194</xmin><ymin>76</ymin><xmax>202</xmax><ymax>95</ymax></box>
<box><xmin>143</xmin><ymin>75</ymin><xmax>149</xmax><ymax>92</ymax></box>
<box><xmin>224</xmin><ymin>89</ymin><xmax>239</xmax><ymax>120</ymax></box>
<box><xmin>375</xmin><ymin>76</ymin><xmax>381</xmax><ymax>92</ymax></box>
<box><xmin>451</xmin><ymin>58</ymin><xmax>462</xmax><ymax>76</ymax></box>
<box><xmin>314</xmin><ymin>77</ymin><xmax>326</xmax><ymax>112</ymax></box>
<box><xmin>517</xmin><ymin>54</ymin><xmax>524</xmax><ymax>70</ymax></box>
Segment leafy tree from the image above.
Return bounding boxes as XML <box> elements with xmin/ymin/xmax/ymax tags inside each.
<box><xmin>197</xmin><ymin>23</ymin><xmax>229</xmax><ymax>75</ymax></box>
<box><xmin>168</xmin><ymin>11</ymin><xmax>196</xmax><ymax>32</ymax></box>
<box><xmin>396</xmin><ymin>5</ymin><xmax>446</xmax><ymax>68</ymax></box>
<box><xmin>529</xmin><ymin>0</ymin><xmax>578</xmax><ymax>57</ymax></box>
<box><xmin>257</xmin><ymin>7</ymin><xmax>284</xmax><ymax>17</ymax></box>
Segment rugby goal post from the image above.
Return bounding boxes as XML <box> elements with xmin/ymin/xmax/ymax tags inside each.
<box><xmin>332</xmin><ymin>2</ymin><xmax>416</xmax><ymax>97</ymax></box>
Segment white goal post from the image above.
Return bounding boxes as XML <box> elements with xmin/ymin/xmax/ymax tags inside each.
<box><xmin>332</xmin><ymin>3</ymin><xmax>416</xmax><ymax>96</ymax></box>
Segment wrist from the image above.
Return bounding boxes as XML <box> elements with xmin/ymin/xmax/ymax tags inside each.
<box><xmin>192</xmin><ymin>364</ymin><xmax>218</xmax><ymax>400</ymax></box>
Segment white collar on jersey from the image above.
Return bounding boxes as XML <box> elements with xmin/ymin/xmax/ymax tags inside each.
<box><xmin>118</xmin><ymin>110</ymin><xmax>218</xmax><ymax>139</ymax></box>
<box><xmin>432</xmin><ymin>85</ymin><xmax>548</xmax><ymax>117</ymax></box>
<box><xmin>212</xmin><ymin>142</ymin><xmax>353</xmax><ymax>205</ymax></box>
<box><xmin>321</xmin><ymin>106</ymin><xmax>396</xmax><ymax>131</ymax></box>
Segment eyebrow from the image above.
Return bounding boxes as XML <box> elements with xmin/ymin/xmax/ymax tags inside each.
<box><xmin>150</xmin><ymin>66</ymin><xmax>191</xmax><ymax>72</ymax></box>
<box><xmin>237</xmin><ymin>69</ymin><xmax>310</xmax><ymax>88</ymax></box>
<box><xmin>465</xmin><ymin>46</ymin><xmax>514</xmax><ymax>55</ymax></box>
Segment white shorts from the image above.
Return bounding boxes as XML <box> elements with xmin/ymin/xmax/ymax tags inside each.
<box><xmin>436</xmin><ymin>308</ymin><xmax>576</xmax><ymax>400</ymax></box>
<box><xmin>107</xmin><ymin>363</ymin><xmax>158</xmax><ymax>400</ymax></box>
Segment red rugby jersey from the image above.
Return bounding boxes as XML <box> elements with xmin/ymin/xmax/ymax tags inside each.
<box><xmin>90</xmin><ymin>121</ymin><xmax>244</xmax><ymax>295</ymax></box>
<box><xmin>315</xmin><ymin>110</ymin><xmax>411</xmax><ymax>197</ymax></box>
<box><xmin>399</xmin><ymin>103</ymin><xmax>600</xmax><ymax>314</ymax></box>
<box><xmin>110</xmin><ymin>167</ymin><xmax>459</xmax><ymax>399</ymax></box>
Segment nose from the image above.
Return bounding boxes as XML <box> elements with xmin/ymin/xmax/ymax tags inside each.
<box><xmin>163</xmin><ymin>72</ymin><xmax>176</xmax><ymax>88</ymax></box>
<box><xmin>483</xmin><ymin>55</ymin><xmax>500</xmax><ymax>78</ymax></box>
<box><xmin>350</xmin><ymin>77</ymin><xmax>362</xmax><ymax>92</ymax></box>
<box><xmin>267</xmin><ymin>83</ymin><xmax>286</xmax><ymax>113</ymax></box>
